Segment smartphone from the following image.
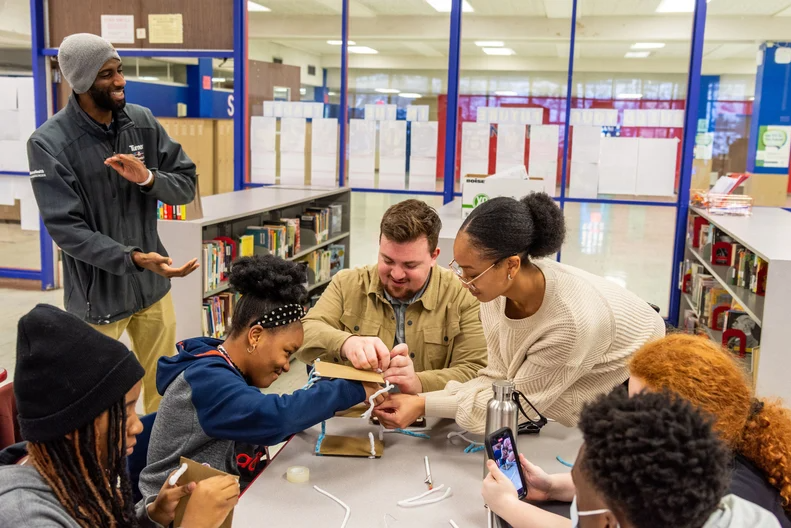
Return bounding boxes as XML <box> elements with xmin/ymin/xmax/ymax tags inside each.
<box><xmin>485</xmin><ymin>427</ymin><xmax>528</xmax><ymax>500</ymax></box>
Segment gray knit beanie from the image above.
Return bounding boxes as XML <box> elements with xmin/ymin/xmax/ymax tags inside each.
<box><xmin>58</xmin><ymin>33</ymin><xmax>121</xmax><ymax>94</ymax></box>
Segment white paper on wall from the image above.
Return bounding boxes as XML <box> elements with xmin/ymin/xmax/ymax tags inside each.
<box><xmin>460</xmin><ymin>122</ymin><xmax>490</xmax><ymax>177</ymax></box>
<box><xmin>365</xmin><ymin>104</ymin><xmax>376</xmax><ymax>120</ymax></box>
<box><xmin>646</xmin><ymin>109</ymin><xmax>661</xmax><ymax>127</ymax></box>
<box><xmin>635</xmin><ymin>137</ymin><xmax>678</xmax><ymax>197</ymax></box>
<box><xmin>314</xmin><ymin>103</ymin><xmax>325</xmax><ymax>119</ymax></box>
<box><xmin>272</xmin><ymin>102</ymin><xmax>284</xmax><ymax>118</ymax></box>
<box><xmin>417</xmin><ymin>106</ymin><xmax>429</xmax><ymax>122</ymax></box>
<box><xmin>292</xmin><ymin>103</ymin><xmax>304</xmax><ymax>119</ymax></box>
<box><xmin>279</xmin><ymin>118</ymin><xmax>306</xmax><ymax>152</ymax></box>
<box><xmin>409</xmin><ymin>121</ymin><xmax>438</xmax><ymax>191</ymax></box>
<box><xmin>385</xmin><ymin>105</ymin><xmax>398</xmax><ymax>121</ymax></box>
<box><xmin>407</xmin><ymin>107</ymin><xmax>418</xmax><ymax>122</ymax></box>
<box><xmin>0</xmin><ymin>110</ymin><xmax>20</xmax><ymax>141</ymax></box>
<box><xmin>622</xmin><ymin>109</ymin><xmax>637</xmax><ymax>127</ymax></box>
<box><xmin>280</xmin><ymin>154</ymin><xmax>306</xmax><ymax>185</ymax></box>
<box><xmin>496</xmin><ymin>123</ymin><xmax>525</xmax><ymax>172</ymax></box>
<box><xmin>348</xmin><ymin>119</ymin><xmax>376</xmax><ymax>187</ymax></box>
<box><xmin>672</xmin><ymin>110</ymin><xmax>685</xmax><ymax>128</ymax></box>
<box><xmin>605</xmin><ymin>109</ymin><xmax>619</xmax><ymax>126</ymax></box>
<box><xmin>582</xmin><ymin>110</ymin><xmax>594</xmax><ymax>125</ymax></box>
<box><xmin>16</xmin><ymin>78</ymin><xmax>34</xmax><ymax>110</ymax></box>
<box><xmin>597</xmin><ymin>137</ymin><xmax>639</xmax><ymax>195</ymax></box>
<box><xmin>529</xmin><ymin>162</ymin><xmax>557</xmax><ymax>196</ymax></box>
<box><xmin>0</xmin><ymin>79</ymin><xmax>17</xmax><ymax>111</ymax></box>
<box><xmin>571</xmin><ymin>125</ymin><xmax>602</xmax><ymax>164</ymax></box>
<box><xmin>311</xmin><ymin>118</ymin><xmax>338</xmax><ymax>185</ymax></box>
<box><xmin>374</xmin><ymin>105</ymin><xmax>386</xmax><ymax>121</ymax></box>
<box><xmin>282</xmin><ymin>102</ymin><xmax>294</xmax><ymax>118</ymax></box>
<box><xmin>568</xmin><ymin>161</ymin><xmax>599</xmax><ymax>199</ymax></box>
<box><xmin>101</xmin><ymin>15</ymin><xmax>135</xmax><ymax>44</ymax></box>
<box><xmin>16</xmin><ymin>178</ymin><xmax>38</xmax><ymax>231</ymax></box>
<box><xmin>593</xmin><ymin>109</ymin><xmax>607</xmax><ymax>127</ymax></box>
<box><xmin>378</xmin><ymin>120</ymin><xmax>407</xmax><ymax>189</ymax></box>
<box><xmin>0</xmin><ymin>178</ymin><xmax>15</xmax><ymax>205</ymax></box>
<box><xmin>0</xmin><ymin>140</ymin><xmax>28</xmax><ymax>172</ymax></box>
<box><xmin>263</xmin><ymin>101</ymin><xmax>274</xmax><ymax>117</ymax></box>
<box><xmin>528</xmin><ymin>125</ymin><xmax>559</xmax><ymax>195</ymax></box>
<box><xmin>250</xmin><ymin>116</ymin><xmax>276</xmax><ymax>152</ymax></box>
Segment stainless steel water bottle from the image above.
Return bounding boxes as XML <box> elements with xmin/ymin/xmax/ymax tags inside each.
<box><xmin>484</xmin><ymin>380</ymin><xmax>518</xmax><ymax>528</ymax></box>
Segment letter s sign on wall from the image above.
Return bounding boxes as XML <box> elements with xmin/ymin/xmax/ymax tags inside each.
<box><xmin>227</xmin><ymin>95</ymin><xmax>235</xmax><ymax>117</ymax></box>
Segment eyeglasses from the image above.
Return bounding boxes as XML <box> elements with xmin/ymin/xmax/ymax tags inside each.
<box><xmin>513</xmin><ymin>390</ymin><xmax>548</xmax><ymax>435</ymax></box>
<box><xmin>448</xmin><ymin>259</ymin><xmax>498</xmax><ymax>293</ymax></box>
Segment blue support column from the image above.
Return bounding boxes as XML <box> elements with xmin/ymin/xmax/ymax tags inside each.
<box><xmin>314</xmin><ymin>68</ymin><xmax>329</xmax><ymax>112</ymax></box>
<box><xmin>338</xmin><ymin>0</ymin><xmax>350</xmax><ymax>187</ymax></box>
<box><xmin>697</xmin><ymin>75</ymin><xmax>720</xmax><ymax>134</ymax></box>
<box><xmin>558</xmin><ymin>0</ymin><xmax>578</xmax><ymax>210</ymax></box>
<box><xmin>31</xmin><ymin>0</ymin><xmax>55</xmax><ymax>290</ymax></box>
<box><xmin>747</xmin><ymin>43</ymin><xmax>791</xmax><ymax>175</ymax></box>
<box><xmin>187</xmin><ymin>58</ymin><xmax>214</xmax><ymax>118</ymax></box>
<box><xmin>442</xmin><ymin>0</ymin><xmax>463</xmax><ymax>205</ymax></box>
<box><xmin>669</xmin><ymin>0</ymin><xmax>708</xmax><ymax>325</ymax></box>
<box><xmin>233</xmin><ymin>0</ymin><xmax>247</xmax><ymax>191</ymax></box>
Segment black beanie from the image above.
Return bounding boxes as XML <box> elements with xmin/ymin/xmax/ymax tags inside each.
<box><xmin>14</xmin><ymin>304</ymin><xmax>145</xmax><ymax>443</ymax></box>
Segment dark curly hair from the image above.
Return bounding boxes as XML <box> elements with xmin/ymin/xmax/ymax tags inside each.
<box><xmin>227</xmin><ymin>255</ymin><xmax>308</xmax><ymax>337</ymax></box>
<box><xmin>578</xmin><ymin>388</ymin><xmax>730</xmax><ymax>528</ymax></box>
<box><xmin>460</xmin><ymin>192</ymin><xmax>565</xmax><ymax>262</ymax></box>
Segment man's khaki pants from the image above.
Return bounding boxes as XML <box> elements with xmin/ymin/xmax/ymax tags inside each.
<box><xmin>89</xmin><ymin>292</ymin><xmax>176</xmax><ymax>414</ymax></box>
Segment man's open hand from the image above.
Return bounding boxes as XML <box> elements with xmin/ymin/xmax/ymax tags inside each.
<box><xmin>132</xmin><ymin>251</ymin><xmax>199</xmax><ymax>279</ymax></box>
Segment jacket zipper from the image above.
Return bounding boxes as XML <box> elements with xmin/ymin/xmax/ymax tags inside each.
<box><xmin>114</xmin><ymin>125</ymin><xmax>145</xmax><ymax>312</ymax></box>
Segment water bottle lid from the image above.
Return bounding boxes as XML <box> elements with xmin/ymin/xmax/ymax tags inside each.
<box><xmin>492</xmin><ymin>380</ymin><xmax>515</xmax><ymax>399</ymax></box>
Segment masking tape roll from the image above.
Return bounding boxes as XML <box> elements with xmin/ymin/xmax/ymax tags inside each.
<box><xmin>287</xmin><ymin>465</ymin><xmax>310</xmax><ymax>484</ymax></box>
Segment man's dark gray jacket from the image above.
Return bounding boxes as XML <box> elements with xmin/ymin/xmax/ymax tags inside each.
<box><xmin>27</xmin><ymin>95</ymin><xmax>196</xmax><ymax>324</ymax></box>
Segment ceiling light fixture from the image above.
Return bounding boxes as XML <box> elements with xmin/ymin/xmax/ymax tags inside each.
<box><xmin>248</xmin><ymin>1</ymin><xmax>271</xmax><ymax>12</ymax></box>
<box><xmin>348</xmin><ymin>46</ymin><xmax>378</xmax><ymax>54</ymax></box>
<box><xmin>425</xmin><ymin>0</ymin><xmax>474</xmax><ymax>13</ymax></box>
<box><xmin>475</xmin><ymin>41</ymin><xmax>504</xmax><ymax>47</ymax></box>
<box><xmin>494</xmin><ymin>90</ymin><xmax>518</xmax><ymax>96</ymax></box>
<box><xmin>375</xmin><ymin>88</ymin><xmax>400</xmax><ymax>94</ymax></box>
<box><xmin>399</xmin><ymin>93</ymin><xmax>423</xmax><ymax>99</ymax></box>
<box><xmin>327</xmin><ymin>40</ymin><xmax>356</xmax><ymax>46</ymax></box>
<box><xmin>655</xmin><ymin>0</ymin><xmax>711</xmax><ymax>13</ymax></box>
<box><xmin>137</xmin><ymin>76</ymin><xmax>159</xmax><ymax>81</ymax></box>
<box><xmin>328</xmin><ymin>91</ymin><xmax>337</xmax><ymax>96</ymax></box>
<box><xmin>631</xmin><ymin>42</ymin><xmax>665</xmax><ymax>49</ymax></box>
<box><xmin>616</xmin><ymin>93</ymin><xmax>643</xmax><ymax>99</ymax></box>
<box><xmin>483</xmin><ymin>47</ymin><xmax>515</xmax><ymax>56</ymax></box>
<box><xmin>211</xmin><ymin>77</ymin><xmax>226</xmax><ymax>83</ymax></box>
<box><xmin>625</xmin><ymin>51</ymin><xmax>651</xmax><ymax>58</ymax></box>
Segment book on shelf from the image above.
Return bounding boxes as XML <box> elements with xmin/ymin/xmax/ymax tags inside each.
<box><xmin>701</xmin><ymin>287</ymin><xmax>732</xmax><ymax>329</ymax></box>
<box><xmin>687</xmin><ymin>215</ymin><xmax>709</xmax><ymax>248</ymax></box>
<box><xmin>202</xmin><ymin>292</ymin><xmax>239</xmax><ymax>339</ymax></box>
<box><xmin>245</xmin><ymin>225</ymin><xmax>289</xmax><ymax>259</ymax></box>
<box><xmin>202</xmin><ymin>239</ymin><xmax>234</xmax><ymax>294</ymax></box>
<box><xmin>734</xmin><ymin>248</ymin><xmax>768</xmax><ymax>296</ymax></box>
<box><xmin>724</xmin><ymin>310</ymin><xmax>761</xmax><ymax>355</ymax></box>
<box><xmin>329</xmin><ymin>244</ymin><xmax>345</xmax><ymax>277</ymax></box>
<box><xmin>301</xmin><ymin>207</ymin><xmax>331</xmax><ymax>243</ymax></box>
<box><xmin>157</xmin><ymin>202</ymin><xmax>188</xmax><ymax>221</ymax></box>
<box><xmin>299</xmin><ymin>248</ymin><xmax>332</xmax><ymax>285</ymax></box>
<box><xmin>239</xmin><ymin>234</ymin><xmax>254</xmax><ymax>257</ymax></box>
<box><xmin>692</xmin><ymin>273</ymin><xmax>714</xmax><ymax>314</ymax></box>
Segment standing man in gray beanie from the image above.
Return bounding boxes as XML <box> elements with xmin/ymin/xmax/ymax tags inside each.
<box><xmin>26</xmin><ymin>33</ymin><xmax>199</xmax><ymax>413</ymax></box>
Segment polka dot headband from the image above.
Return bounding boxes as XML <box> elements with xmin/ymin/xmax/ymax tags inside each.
<box><xmin>250</xmin><ymin>303</ymin><xmax>306</xmax><ymax>329</ymax></box>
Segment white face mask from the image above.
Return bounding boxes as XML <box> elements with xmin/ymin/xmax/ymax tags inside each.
<box><xmin>569</xmin><ymin>496</ymin><xmax>618</xmax><ymax>528</ymax></box>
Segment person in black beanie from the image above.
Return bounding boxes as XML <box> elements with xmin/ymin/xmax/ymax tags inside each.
<box><xmin>0</xmin><ymin>304</ymin><xmax>239</xmax><ymax>528</ymax></box>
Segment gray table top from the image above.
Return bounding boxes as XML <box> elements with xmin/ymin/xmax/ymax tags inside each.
<box><xmin>234</xmin><ymin>418</ymin><xmax>580</xmax><ymax>528</ymax></box>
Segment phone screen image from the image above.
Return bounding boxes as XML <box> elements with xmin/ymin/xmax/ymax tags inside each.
<box><xmin>485</xmin><ymin>427</ymin><xmax>527</xmax><ymax>499</ymax></box>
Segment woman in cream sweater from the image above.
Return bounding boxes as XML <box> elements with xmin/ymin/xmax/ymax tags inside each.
<box><xmin>373</xmin><ymin>193</ymin><xmax>665</xmax><ymax>432</ymax></box>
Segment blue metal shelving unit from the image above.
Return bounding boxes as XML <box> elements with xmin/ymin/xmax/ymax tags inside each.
<box><xmin>5</xmin><ymin>0</ymin><xmax>248</xmax><ymax>289</ymax></box>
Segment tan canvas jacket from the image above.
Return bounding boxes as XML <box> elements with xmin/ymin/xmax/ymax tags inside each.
<box><xmin>297</xmin><ymin>264</ymin><xmax>488</xmax><ymax>392</ymax></box>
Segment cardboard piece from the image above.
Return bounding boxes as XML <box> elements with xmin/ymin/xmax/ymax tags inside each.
<box><xmin>318</xmin><ymin>435</ymin><xmax>383</xmax><ymax>458</ymax></box>
<box><xmin>743</xmin><ymin>173</ymin><xmax>790</xmax><ymax>207</ymax></box>
<box><xmin>313</xmin><ymin>362</ymin><xmax>384</xmax><ymax>384</ymax></box>
<box><xmin>173</xmin><ymin>457</ymin><xmax>238</xmax><ymax>528</ymax></box>
<box><xmin>335</xmin><ymin>404</ymin><xmax>368</xmax><ymax>418</ymax></box>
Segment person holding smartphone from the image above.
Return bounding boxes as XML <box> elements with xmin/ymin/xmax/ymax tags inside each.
<box><xmin>481</xmin><ymin>389</ymin><xmax>780</xmax><ymax>528</ymax></box>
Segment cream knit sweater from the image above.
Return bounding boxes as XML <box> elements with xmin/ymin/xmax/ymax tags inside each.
<box><xmin>423</xmin><ymin>258</ymin><xmax>666</xmax><ymax>431</ymax></box>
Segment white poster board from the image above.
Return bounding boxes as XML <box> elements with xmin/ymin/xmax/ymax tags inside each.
<box><xmin>348</xmin><ymin>119</ymin><xmax>376</xmax><ymax>187</ymax></box>
<box><xmin>311</xmin><ymin>118</ymin><xmax>338</xmax><ymax>187</ymax></box>
<box><xmin>460</xmin><ymin>122</ymin><xmax>490</xmax><ymax>178</ymax></box>
<box><xmin>495</xmin><ymin>124</ymin><xmax>525</xmax><ymax>172</ymax></box>
<box><xmin>279</xmin><ymin>118</ymin><xmax>306</xmax><ymax>185</ymax></box>
<box><xmin>635</xmin><ymin>138</ymin><xmax>678</xmax><ymax>197</ymax></box>
<box><xmin>598</xmin><ymin>137</ymin><xmax>639</xmax><ymax>195</ymax></box>
<box><xmin>528</xmin><ymin>125</ymin><xmax>559</xmax><ymax>196</ymax></box>
<box><xmin>409</xmin><ymin>121</ymin><xmax>438</xmax><ymax>192</ymax></box>
<box><xmin>568</xmin><ymin>125</ymin><xmax>602</xmax><ymax>199</ymax></box>
<box><xmin>378</xmin><ymin>120</ymin><xmax>407</xmax><ymax>190</ymax></box>
<box><xmin>250</xmin><ymin>116</ymin><xmax>276</xmax><ymax>184</ymax></box>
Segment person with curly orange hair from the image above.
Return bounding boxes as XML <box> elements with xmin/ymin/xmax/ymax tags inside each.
<box><xmin>628</xmin><ymin>334</ymin><xmax>791</xmax><ymax>528</ymax></box>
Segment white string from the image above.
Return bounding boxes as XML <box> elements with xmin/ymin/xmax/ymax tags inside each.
<box><xmin>379</xmin><ymin>423</ymin><xmax>385</xmax><ymax>441</ymax></box>
<box><xmin>368</xmin><ymin>432</ymin><xmax>376</xmax><ymax>458</ymax></box>
<box><xmin>396</xmin><ymin>484</ymin><xmax>453</xmax><ymax>508</ymax></box>
<box><xmin>360</xmin><ymin>381</ymin><xmax>394</xmax><ymax>420</ymax></box>
<box><xmin>449</xmin><ymin>521</ymin><xmax>460</xmax><ymax>528</ymax></box>
<box><xmin>447</xmin><ymin>430</ymin><xmax>483</xmax><ymax>446</ymax></box>
<box><xmin>314</xmin><ymin>485</ymin><xmax>351</xmax><ymax>528</ymax></box>
<box><xmin>168</xmin><ymin>463</ymin><xmax>188</xmax><ymax>486</ymax></box>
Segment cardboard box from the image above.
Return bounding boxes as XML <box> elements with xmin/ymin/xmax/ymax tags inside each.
<box><xmin>743</xmin><ymin>173</ymin><xmax>789</xmax><ymax>207</ymax></box>
<box><xmin>691</xmin><ymin>159</ymin><xmax>713</xmax><ymax>191</ymax></box>
<box><xmin>462</xmin><ymin>166</ymin><xmax>545</xmax><ymax>218</ymax></box>
<box><xmin>214</xmin><ymin>119</ymin><xmax>234</xmax><ymax>194</ymax></box>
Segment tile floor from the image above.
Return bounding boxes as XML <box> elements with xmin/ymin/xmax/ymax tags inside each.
<box><xmin>0</xmin><ymin>190</ymin><xmax>751</xmax><ymax>398</ymax></box>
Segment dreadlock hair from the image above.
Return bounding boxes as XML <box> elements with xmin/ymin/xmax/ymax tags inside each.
<box><xmin>227</xmin><ymin>254</ymin><xmax>309</xmax><ymax>338</ymax></box>
<box><xmin>630</xmin><ymin>333</ymin><xmax>791</xmax><ymax>514</ymax></box>
<box><xmin>27</xmin><ymin>399</ymin><xmax>137</xmax><ymax>528</ymax></box>
<box><xmin>578</xmin><ymin>387</ymin><xmax>730</xmax><ymax>528</ymax></box>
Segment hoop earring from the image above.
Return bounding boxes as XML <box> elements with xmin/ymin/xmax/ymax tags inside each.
<box><xmin>247</xmin><ymin>342</ymin><xmax>257</xmax><ymax>354</ymax></box>
<box><xmin>507</xmin><ymin>273</ymin><xmax>513</xmax><ymax>281</ymax></box>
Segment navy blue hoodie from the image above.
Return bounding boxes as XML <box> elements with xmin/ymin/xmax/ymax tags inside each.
<box><xmin>138</xmin><ymin>337</ymin><xmax>366</xmax><ymax>500</ymax></box>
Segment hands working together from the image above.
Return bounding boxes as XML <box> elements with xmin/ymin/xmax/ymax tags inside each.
<box><xmin>148</xmin><ymin>468</ymin><xmax>240</xmax><ymax>528</ymax></box>
<box><xmin>339</xmin><ymin>335</ymin><xmax>429</xmax><ymax>429</ymax></box>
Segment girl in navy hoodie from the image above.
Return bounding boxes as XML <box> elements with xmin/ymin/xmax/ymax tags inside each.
<box><xmin>139</xmin><ymin>255</ymin><xmax>384</xmax><ymax>498</ymax></box>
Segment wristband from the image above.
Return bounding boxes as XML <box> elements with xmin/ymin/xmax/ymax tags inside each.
<box><xmin>138</xmin><ymin>169</ymin><xmax>154</xmax><ymax>187</ymax></box>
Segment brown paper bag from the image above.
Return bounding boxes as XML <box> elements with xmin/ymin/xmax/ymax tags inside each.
<box><xmin>318</xmin><ymin>435</ymin><xmax>384</xmax><ymax>458</ymax></box>
<box><xmin>314</xmin><ymin>362</ymin><xmax>384</xmax><ymax>384</ymax></box>
<box><xmin>335</xmin><ymin>403</ymin><xmax>368</xmax><ymax>418</ymax></box>
<box><xmin>173</xmin><ymin>457</ymin><xmax>238</xmax><ymax>528</ymax></box>
<box><xmin>184</xmin><ymin>178</ymin><xmax>204</xmax><ymax>220</ymax></box>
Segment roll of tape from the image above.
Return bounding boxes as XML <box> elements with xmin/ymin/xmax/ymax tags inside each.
<box><xmin>287</xmin><ymin>465</ymin><xmax>310</xmax><ymax>484</ymax></box>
